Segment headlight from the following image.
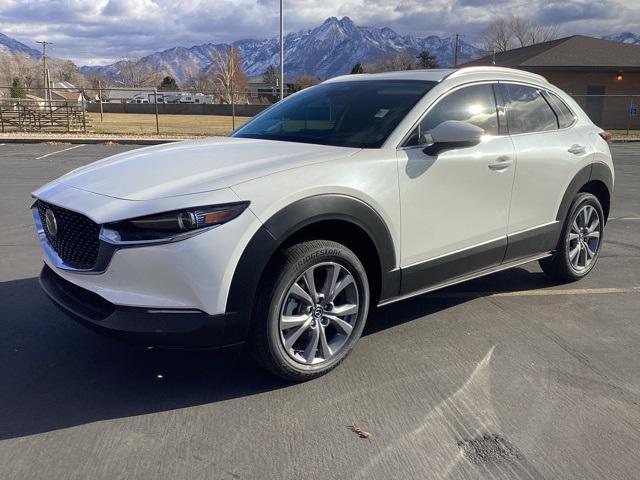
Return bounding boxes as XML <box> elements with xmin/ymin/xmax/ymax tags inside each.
<box><xmin>100</xmin><ymin>202</ymin><xmax>249</xmax><ymax>245</ymax></box>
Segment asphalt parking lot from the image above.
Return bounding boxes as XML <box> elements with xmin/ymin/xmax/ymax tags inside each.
<box><xmin>0</xmin><ymin>141</ymin><xmax>639</xmax><ymax>480</ymax></box>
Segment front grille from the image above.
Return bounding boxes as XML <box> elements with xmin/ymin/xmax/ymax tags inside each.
<box><xmin>37</xmin><ymin>200</ymin><xmax>101</xmax><ymax>270</ymax></box>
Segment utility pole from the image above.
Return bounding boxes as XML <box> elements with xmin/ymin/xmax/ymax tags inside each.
<box><xmin>36</xmin><ymin>41</ymin><xmax>52</xmax><ymax>101</ymax></box>
<box><xmin>453</xmin><ymin>34</ymin><xmax>459</xmax><ymax>67</ymax></box>
<box><xmin>279</xmin><ymin>0</ymin><xmax>284</xmax><ymax>101</ymax></box>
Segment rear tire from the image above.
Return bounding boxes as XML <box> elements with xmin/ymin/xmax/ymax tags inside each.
<box><xmin>249</xmin><ymin>240</ymin><xmax>369</xmax><ymax>381</ymax></box>
<box><xmin>539</xmin><ymin>192</ymin><xmax>604</xmax><ymax>282</ymax></box>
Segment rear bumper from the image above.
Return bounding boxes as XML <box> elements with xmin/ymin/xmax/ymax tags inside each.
<box><xmin>39</xmin><ymin>265</ymin><xmax>243</xmax><ymax>348</ymax></box>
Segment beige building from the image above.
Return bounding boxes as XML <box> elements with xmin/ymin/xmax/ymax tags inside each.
<box><xmin>462</xmin><ymin>35</ymin><xmax>640</xmax><ymax>130</ymax></box>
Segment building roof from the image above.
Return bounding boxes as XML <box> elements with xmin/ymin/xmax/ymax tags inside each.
<box><xmin>52</xmin><ymin>81</ymin><xmax>77</xmax><ymax>90</ymax></box>
<box><xmin>52</xmin><ymin>90</ymin><xmax>83</xmax><ymax>102</ymax></box>
<box><xmin>462</xmin><ymin>35</ymin><xmax>640</xmax><ymax>71</ymax></box>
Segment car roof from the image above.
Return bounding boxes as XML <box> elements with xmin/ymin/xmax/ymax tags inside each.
<box><xmin>324</xmin><ymin>66</ymin><xmax>548</xmax><ymax>86</ymax></box>
<box><xmin>325</xmin><ymin>69</ymin><xmax>455</xmax><ymax>83</ymax></box>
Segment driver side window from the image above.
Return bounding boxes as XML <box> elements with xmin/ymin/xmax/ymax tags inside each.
<box><xmin>406</xmin><ymin>84</ymin><xmax>499</xmax><ymax>146</ymax></box>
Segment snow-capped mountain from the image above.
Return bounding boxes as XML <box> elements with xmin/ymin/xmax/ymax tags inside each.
<box><xmin>81</xmin><ymin>17</ymin><xmax>484</xmax><ymax>82</ymax></box>
<box><xmin>602</xmin><ymin>32</ymin><xmax>640</xmax><ymax>45</ymax></box>
<box><xmin>0</xmin><ymin>32</ymin><xmax>41</xmax><ymax>58</ymax></box>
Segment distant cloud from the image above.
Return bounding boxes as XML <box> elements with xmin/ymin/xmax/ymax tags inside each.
<box><xmin>0</xmin><ymin>0</ymin><xmax>638</xmax><ymax>65</ymax></box>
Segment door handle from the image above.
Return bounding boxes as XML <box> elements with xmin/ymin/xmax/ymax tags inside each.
<box><xmin>568</xmin><ymin>144</ymin><xmax>586</xmax><ymax>155</ymax></box>
<box><xmin>488</xmin><ymin>156</ymin><xmax>513</xmax><ymax>171</ymax></box>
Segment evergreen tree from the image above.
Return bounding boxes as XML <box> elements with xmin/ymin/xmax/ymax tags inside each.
<box><xmin>158</xmin><ymin>76</ymin><xmax>179</xmax><ymax>91</ymax></box>
<box><xmin>350</xmin><ymin>63</ymin><xmax>364</xmax><ymax>74</ymax></box>
<box><xmin>415</xmin><ymin>50</ymin><xmax>439</xmax><ymax>69</ymax></box>
<box><xmin>263</xmin><ymin>65</ymin><xmax>279</xmax><ymax>86</ymax></box>
<box><xmin>10</xmin><ymin>77</ymin><xmax>27</xmax><ymax>98</ymax></box>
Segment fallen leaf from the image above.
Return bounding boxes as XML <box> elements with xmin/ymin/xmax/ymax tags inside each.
<box><xmin>348</xmin><ymin>421</ymin><xmax>370</xmax><ymax>439</ymax></box>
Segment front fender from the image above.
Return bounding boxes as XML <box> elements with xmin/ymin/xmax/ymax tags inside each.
<box><xmin>224</xmin><ymin>194</ymin><xmax>400</xmax><ymax>343</ymax></box>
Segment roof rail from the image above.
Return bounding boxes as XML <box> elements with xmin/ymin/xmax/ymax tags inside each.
<box><xmin>445</xmin><ymin>66</ymin><xmax>547</xmax><ymax>83</ymax></box>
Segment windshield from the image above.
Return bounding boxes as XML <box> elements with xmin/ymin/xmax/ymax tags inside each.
<box><xmin>232</xmin><ymin>80</ymin><xmax>436</xmax><ymax>148</ymax></box>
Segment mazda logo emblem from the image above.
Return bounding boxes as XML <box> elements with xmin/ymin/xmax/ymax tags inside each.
<box><xmin>44</xmin><ymin>209</ymin><xmax>58</xmax><ymax>237</ymax></box>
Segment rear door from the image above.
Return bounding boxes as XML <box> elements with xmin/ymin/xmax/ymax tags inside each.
<box><xmin>397</xmin><ymin>83</ymin><xmax>517</xmax><ymax>294</ymax></box>
<box><xmin>501</xmin><ymin>83</ymin><xmax>592</xmax><ymax>261</ymax></box>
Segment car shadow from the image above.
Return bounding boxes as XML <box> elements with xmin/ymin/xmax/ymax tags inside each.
<box><xmin>0</xmin><ymin>266</ymin><xmax>560</xmax><ymax>440</ymax></box>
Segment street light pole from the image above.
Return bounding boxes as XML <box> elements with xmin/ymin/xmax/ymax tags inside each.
<box><xmin>279</xmin><ymin>0</ymin><xmax>284</xmax><ymax>101</ymax></box>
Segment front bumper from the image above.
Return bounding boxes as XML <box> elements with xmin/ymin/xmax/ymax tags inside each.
<box><xmin>39</xmin><ymin>265</ymin><xmax>242</xmax><ymax>348</ymax></box>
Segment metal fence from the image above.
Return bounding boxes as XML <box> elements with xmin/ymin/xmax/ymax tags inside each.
<box><xmin>0</xmin><ymin>98</ymin><xmax>88</xmax><ymax>133</ymax></box>
<box><xmin>2</xmin><ymin>86</ymin><xmax>640</xmax><ymax>137</ymax></box>
<box><xmin>570</xmin><ymin>94</ymin><xmax>640</xmax><ymax>134</ymax></box>
<box><xmin>0</xmin><ymin>85</ymin><xmax>277</xmax><ymax>136</ymax></box>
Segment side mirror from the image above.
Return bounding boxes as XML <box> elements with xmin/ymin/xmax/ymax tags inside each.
<box><xmin>422</xmin><ymin>120</ymin><xmax>484</xmax><ymax>156</ymax></box>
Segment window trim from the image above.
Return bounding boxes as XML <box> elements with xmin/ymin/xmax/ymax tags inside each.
<box><xmin>542</xmin><ymin>89</ymin><xmax>578</xmax><ymax>130</ymax></box>
<box><xmin>499</xmin><ymin>81</ymin><xmax>577</xmax><ymax>137</ymax></box>
<box><xmin>397</xmin><ymin>80</ymin><xmax>503</xmax><ymax>150</ymax></box>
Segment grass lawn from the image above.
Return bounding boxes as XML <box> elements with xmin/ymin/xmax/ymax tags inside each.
<box><xmin>609</xmin><ymin>129</ymin><xmax>640</xmax><ymax>138</ymax></box>
<box><xmin>87</xmin><ymin>112</ymin><xmax>251</xmax><ymax>137</ymax></box>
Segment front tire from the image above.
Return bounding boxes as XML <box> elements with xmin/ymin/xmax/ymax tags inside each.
<box><xmin>540</xmin><ymin>192</ymin><xmax>604</xmax><ymax>282</ymax></box>
<box><xmin>250</xmin><ymin>240</ymin><xmax>370</xmax><ymax>381</ymax></box>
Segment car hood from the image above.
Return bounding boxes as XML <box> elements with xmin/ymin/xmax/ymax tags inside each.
<box><xmin>54</xmin><ymin>137</ymin><xmax>359</xmax><ymax>200</ymax></box>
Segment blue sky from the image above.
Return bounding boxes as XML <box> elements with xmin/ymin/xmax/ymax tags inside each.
<box><xmin>0</xmin><ymin>0</ymin><xmax>637</xmax><ymax>65</ymax></box>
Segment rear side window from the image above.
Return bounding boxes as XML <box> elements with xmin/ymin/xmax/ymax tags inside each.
<box><xmin>544</xmin><ymin>91</ymin><xmax>576</xmax><ymax>129</ymax></box>
<box><xmin>405</xmin><ymin>83</ymin><xmax>499</xmax><ymax>145</ymax></box>
<box><xmin>504</xmin><ymin>84</ymin><xmax>558</xmax><ymax>134</ymax></box>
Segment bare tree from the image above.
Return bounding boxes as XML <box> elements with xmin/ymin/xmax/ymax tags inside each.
<box><xmin>481</xmin><ymin>18</ymin><xmax>513</xmax><ymax>53</ymax></box>
<box><xmin>528</xmin><ymin>22</ymin><xmax>559</xmax><ymax>44</ymax></box>
<box><xmin>291</xmin><ymin>74</ymin><xmax>321</xmax><ymax>92</ymax></box>
<box><xmin>116</xmin><ymin>57</ymin><xmax>161</xmax><ymax>88</ymax></box>
<box><xmin>509</xmin><ymin>17</ymin><xmax>530</xmax><ymax>48</ymax></box>
<box><xmin>183</xmin><ymin>71</ymin><xmax>215</xmax><ymax>93</ymax></box>
<box><xmin>364</xmin><ymin>50</ymin><xmax>415</xmax><ymax>73</ymax></box>
<box><xmin>0</xmin><ymin>52</ymin><xmax>40</xmax><ymax>90</ymax></box>
<box><xmin>482</xmin><ymin>16</ymin><xmax>559</xmax><ymax>53</ymax></box>
<box><xmin>208</xmin><ymin>46</ymin><xmax>248</xmax><ymax>104</ymax></box>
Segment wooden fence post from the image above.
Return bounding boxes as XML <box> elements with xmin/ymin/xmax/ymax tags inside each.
<box><xmin>154</xmin><ymin>89</ymin><xmax>160</xmax><ymax>134</ymax></box>
<box><xmin>81</xmin><ymin>89</ymin><xmax>87</xmax><ymax>133</ymax></box>
<box><xmin>98</xmin><ymin>81</ymin><xmax>104</xmax><ymax>122</ymax></box>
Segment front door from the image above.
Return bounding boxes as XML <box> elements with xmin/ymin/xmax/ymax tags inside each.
<box><xmin>585</xmin><ymin>85</ymin><xmax>605</xmax><ymax>126</ymax></box>
<box><xmin>397</xmin><ymin>83</ymin><xmax>516</xmax><ymax>294</ymax></box>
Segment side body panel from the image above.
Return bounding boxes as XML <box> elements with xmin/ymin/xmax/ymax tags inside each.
<box><xmin>396</xmin><ymin>137</ymin><xmax>516</xmax><ymax>293</ymax></box>
<box><xmin>506</xmin><ymin>125</ymin><xmax>594</xmax><ymax>235</ymax></box>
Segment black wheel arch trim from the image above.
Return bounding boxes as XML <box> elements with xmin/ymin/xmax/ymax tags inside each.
<box><xmin>556</xmin><ymin>162</ymin><xmax>613</xmax><ymax>225</ymax></box>
<box><xmin>225</xmin><ymin>194</ymin><xmax>400</xmax><ymax>343</ymax></box>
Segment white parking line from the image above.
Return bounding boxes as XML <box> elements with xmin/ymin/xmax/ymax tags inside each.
<box><xmin>427</xmin><ymin>286</ymin><xmax>640</xmax><ymax>299</ymax></box>
<box><xmin>35</xmin><ymin>144</ymin><xmax>85</xmax><ymax>160</ymax></box>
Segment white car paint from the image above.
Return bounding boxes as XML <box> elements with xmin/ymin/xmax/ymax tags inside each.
<box><xmin>32</xmin><ymin>66</ymin><xmax>614</xmax><ymax>320</ymax></box>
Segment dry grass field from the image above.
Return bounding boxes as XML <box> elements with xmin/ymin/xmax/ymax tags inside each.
<box><xmin>88</xmin><ymin>112</ymin><xmax>252</xmax><ymax>137</ymax></box>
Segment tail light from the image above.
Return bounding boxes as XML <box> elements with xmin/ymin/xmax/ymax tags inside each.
<box><xmin>599</xmin><ymin>131</ymin><xmax>613</xmax><ymax>143</ymax></box>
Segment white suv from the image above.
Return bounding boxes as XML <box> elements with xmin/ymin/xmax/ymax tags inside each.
<box><xmin>33</xmin><ymin>67</ymin><xmax>614</xmax><ymax>380</ymax></box>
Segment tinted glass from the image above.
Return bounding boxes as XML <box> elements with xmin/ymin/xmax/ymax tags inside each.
<box><xmin>407</xmin><ymin>84</ymin><xmax>499</xmax><ymax>146</ymax></box>
<box><xmin>504</xmin><ymin>84</ymin><xmax>558</xmax><ymax>134</ymax></box>
<box><xmin>545</xmin><ymin>91</ymin><xmax>576</xmax><ymax>129</ymax></box>
<box><xmin>233</xmin><ymin>80</ymin><xmax>435</xmax><ymax>148</ymax></box>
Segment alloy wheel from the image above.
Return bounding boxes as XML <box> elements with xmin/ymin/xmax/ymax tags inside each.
<box><xmin>279</xmin><ymin>262</ymin><xmax>359</xmax><ymax>365</ymax></box>
<box><xmin>567</xmin><ymin>204</ymin><xmax>601</xmax><ymax>272</ymax></box>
